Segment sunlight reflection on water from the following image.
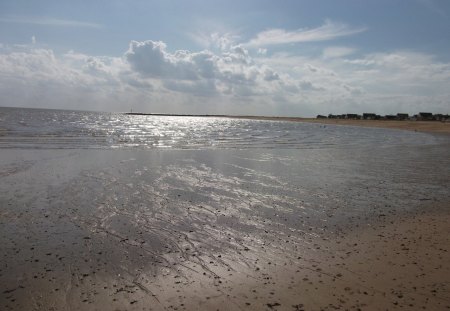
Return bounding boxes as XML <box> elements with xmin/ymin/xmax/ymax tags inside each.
<box><xmin>0</xmin><ymin>107</ymin><xmax>445</xmax><ymax>149</ymax></box>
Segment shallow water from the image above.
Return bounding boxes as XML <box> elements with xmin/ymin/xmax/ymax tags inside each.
<box><xmin>0</xmin><ymin>108</ymin><xmax>449</xmax><ymax>310</ymax></box>
<box><xmin>1</xmin><ymin>107</ymin><xmax>447</xmax><ymax>149</ymax></box>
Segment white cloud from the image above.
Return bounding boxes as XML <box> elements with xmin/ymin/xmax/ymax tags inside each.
<box><xmin>322</xmin><ymin>46</ymin><xmax>356</xmax><ymax>59</ymax></box>
<box><xmin>163</xmin><ymin>79</ymin><xmax>217</xmax><ymax>96</ymax></box>
<box><xmin>299</xmin><ymin>80</ymin><xmax>325</xmax><ymax>91</ymax></box>
<box><xmin>245</xmin><ymin>20</ymin><xmax>366</xmax><ymax>47</ymax></box>
<box><xmin>124</xmin><ymin>40</ymin><xmax>289</xmax><ymax>99</ymax></box>
<box><xmin>190</xmin><ymin>32</ymin><xmax>239</xmax><ymax>51</ymax></box>
<box><xmin>0</xmin><ymin>41</ymin><xmax>295</xmax><ymax>114</ymax></box>
<box><xmin>0</xmin><ymin>45</ymin><xmax>136</xmax><ymax>111</ymax></box>
<box><xmin>255</xmin><ymin>49</ymin><xmax>450</xmax><ymax>115</ymax></box>
<box><xmin>125</xmin><ymin>40</ymin><xmax>218</xmax><ymax>80</ymax></box>
<box><xmin>1</xmin><ymin>40</ymin><xmax>450</xmax><ymax>116</ymax></box>
<box><xmin>341</xmin><ymin>51</ymin><xmax>450</xmax><ymax>97</ymax></box>
<box><xmin>0</xmin><ymin>16</ymin><xmax>102</xmax><ymax>28</ymax></box>
<box><xmin>257</xmin><ymin>48</ymin><xmax>267</xmax><ymax>55</ymax></box>
<box><xmin>263</xmin><ymin>68</ymin><xmax>280</xmax><ymax>81</ymax></box>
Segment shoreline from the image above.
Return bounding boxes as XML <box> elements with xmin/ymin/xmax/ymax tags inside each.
<box><xmin>227</xmin><ymin>116</ymin><xmax>450</xmax><ymax>134</ymax></box>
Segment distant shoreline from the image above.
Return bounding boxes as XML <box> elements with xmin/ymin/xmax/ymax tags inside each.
<box><xmin>235</xmin><ymin>116</ymin><xmax>450</xmax><ymax>134</ymax></box>
<box><xmin>125</xmin><ymin>113</ymin><xmax>450</xmax><ymax>134</ymax></box>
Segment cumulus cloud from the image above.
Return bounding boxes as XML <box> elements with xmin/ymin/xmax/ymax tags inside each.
<box><xmin>257</xmin><ymin>48</ymin><xmax>267</xmax><ymax>55</ymax></box>
<box><xmin>125</xmin><ymin>40</ymin><xmax>217</xmax><ymax>80</ymax></box>
<box><xmin>0</xmin><ymin>45</ymin><xmax>144</xmax><ymax>111</ymax></box>
<box><xmin>1</xmin><ymin>39</ymin><xmax>450</xmax><ymax>116</ymax></box>
<box><xmin>123</xmin><ymin>40</ymin><xmax>450</xmax><ymax>115</ymax></box>
<box><xmin>255</xmin><ymin>49</ymin><xmax>450</xmax><ymax>115</ymax></box>
<box><xmin>190</xmin><ymin>32</ymin><xmax>239</xmax><ymax>51</ymax></box>
<box><xmin>245</xmin><ymin>20</ymin><xmax>366</xmax><ymax>47</ymax></box>
<box><xmin>0</xmin><ymin>41</ymin><xmax>294</xmax><ymax>114</ymax></box>
<box><xmin>124</xmin><ymin>40</ymin><xmax>288</xmax><ymax>98</ymax></box>
<box><xmin>299</xmin><ymin>80</ymin><xmax>325</xmax><ymax>91</ymax></box>
<box><xmin>342</xmin><ymin>51</ymin><xmax>450</xmax><ymax>98</ymax></box>
<box><xmin>263</xmin><ymin>68</ymin><xmax>280</xmax><ymax>81</ymax></box>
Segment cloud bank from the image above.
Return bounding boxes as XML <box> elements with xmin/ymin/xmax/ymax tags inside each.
<box><xmin>1</xmin><ymin>35</ymin><xmax>449</xmax><ymax>116</ymax></box>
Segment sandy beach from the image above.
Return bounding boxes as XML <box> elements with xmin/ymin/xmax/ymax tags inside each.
<box><xmin>1</xmin><ymin>141</ymin><xmax>449</xmax><ymax>310</ymax></box>
<box><xmin>1</xmin><ymin>109</ymin><xmax>450</xmax><ymax>310</ymax></box>
<box><xmin>147</xmin><ymin>206</ymin><xmax>450</xmax><ymax>310</ymax></box>
<box><xmin>228</xmin><ymin>116</ymin><xmax>450</xmax><ymax>134</ymax></box>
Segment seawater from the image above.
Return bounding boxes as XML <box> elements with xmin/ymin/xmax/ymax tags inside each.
<box><xmin>0</xmin><ymin>107</ymin><xmax>446</xmax><ymax>149</ymax></box>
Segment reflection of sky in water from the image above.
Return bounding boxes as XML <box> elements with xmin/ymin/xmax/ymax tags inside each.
<box><xmin>0</xmin><ymin>107</ymin><xmax>447</xmax><ymax>149</ymax></box>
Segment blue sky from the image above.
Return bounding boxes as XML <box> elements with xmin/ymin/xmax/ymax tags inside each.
<box><xmin>1</xmin><ymin>0</ymin><xmax>449</xmax><ymax>116</ymax></box>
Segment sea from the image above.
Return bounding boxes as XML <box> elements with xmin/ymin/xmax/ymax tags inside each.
<box><xmin>0</xmin><ymin>107</ymin><xmax>447</xmax><ymax>149</ymax></box>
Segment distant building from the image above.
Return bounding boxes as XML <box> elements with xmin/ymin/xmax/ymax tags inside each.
<box><xmin>321</xmin><ymin>112</ymin><xmax>445</xmax><ymax>122</ymax></box>
<box><xmin>418</xmin><ymin>112</ymin><xmax>433</xmax><ymax>120</ymax></box>
<box><xmin>433</xmin><ymin>114</ymin><xmax>450</xmax><ymax>121</ymax></box>
<box><xmin>396</xmin><ymin>113</ymin><xmax>409</xmax><ymax>120</ymax></box>
<box><xmin>346</xmin><ymin>114</ymin><xmax>359</xmax><ymax>119</ymax></box>
<box><xmin>363</xmin><ymin>113</ymin><xmax>376</xmax><ymax>120</ymax></box>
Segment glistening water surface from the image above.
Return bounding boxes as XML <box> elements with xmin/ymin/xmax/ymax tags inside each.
<box><xmin>1</xmin><ymin>107</ymin><xmax>449</xmax><ymax>310</ymax></box>
<box><xmin>0</xmin><ymin>107</ymin><xmax>446</xmax><ymax>149</ymax></box>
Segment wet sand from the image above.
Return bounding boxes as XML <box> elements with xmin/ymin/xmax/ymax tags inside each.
<box><xmin>160</xmin><ymin>207</ymin><xmax>450</xmax><ymax>310</ymax></box>
<box><xmin>1</xmin><ymin>145</ymin><xmax>450</xmax><ymax>310</ymax></box>
<box><xmin>228</xmin><ymin>116</ymin><xmax>450</xmax><ymax>134</ymax></box>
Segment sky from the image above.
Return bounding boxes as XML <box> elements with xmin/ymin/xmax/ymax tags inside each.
<box><xmin>0</xmin><ymin>0</ymin><xmax>450</xmax><ymax>117</ymax></box>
